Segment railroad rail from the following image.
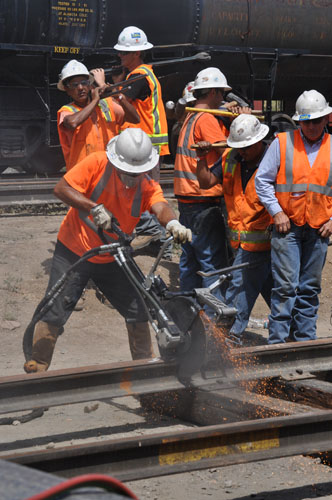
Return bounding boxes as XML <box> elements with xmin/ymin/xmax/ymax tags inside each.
<box><xmin>1</xmin><ymin>339</ymin><xmax>332</xmax><ymax>415</ymax></box>
<box><xmin>1</xmin><ymin>339</ymin><xmax>332</xmax><ymax>480</ymax></box>
<box><xmin>0</xmin><ymin>169</ymin><xmax>175</xmax><ymax>206</ymax></box>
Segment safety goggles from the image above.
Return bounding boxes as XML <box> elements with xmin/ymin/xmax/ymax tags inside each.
<box><xmin>65</xmin><ymin>79</ymin><xmax>91</xmax><ymax>89</ymax></box>
<box><xmin>115</xmin><ymin>169</ymin><xmax>144</xmax><ymax>188</ymax></box>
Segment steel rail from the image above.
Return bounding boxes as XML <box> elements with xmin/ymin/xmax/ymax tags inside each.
<box><xmin>4</xmin><ymin>410</ymin><xmax>332</xmax><ymax>480</ymax></box>
<box><xmin>0</xmin><ymin>359</ymin><xmax>191</xmax><ymax>415</ymax></box>
<box><xmin>0</xmin><ymin>170</ymin><xmax>175</xmax><ymax>206</ymax></box>
<box><xmin>1</xmin><ymin>339</ymin><xmax>332</xmax><ymax>415</ymax></box>
<box><xmin>226</xmin><ymin>338</ymin><xmax>332</xmax><ymax>380</ymax></box>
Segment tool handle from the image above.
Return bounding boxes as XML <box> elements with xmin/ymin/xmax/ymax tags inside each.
<box><xmin>185</xmin><ymin>107</ymin><xmax>265</xmax><ymax>121</ymax></box>
<box><xmin>190</xmin><ymin>141</ymin><xmax>228</xmax><ymax>149</ymax></box>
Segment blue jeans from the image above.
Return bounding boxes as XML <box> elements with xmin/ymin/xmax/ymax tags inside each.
<box><xmin>225</xmin><ymin>247</ymin><xmax>272</xmax><ymax>339</ymax></box>
<box><xmin>178</xmin><ymin>202</ymin><xmax>229</xmax><ymax>308</ymax></box>
<box><xmin>268</xmin><ymin>223</ymin><xmax>328</xmax><ymax>344</ymax></box>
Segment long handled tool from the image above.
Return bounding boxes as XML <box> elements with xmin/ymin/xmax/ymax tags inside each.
<box><xmin>185</xmin><ymin>106</ymin><xmax>265</xmax><ymax>121</ymax></box>
<box><xmin>98</xmin><ymin>73</ymin><xmax>147</xmax><ymax>98</ymax></box>
<box><xmin>190</xmin><ymin>141</ymin><xmax>228</xmax><ymax>149</ymax></box>
<box><xmin>104</xmin><ymin>52</ymin><xmax>211</xmax><ymax>75</ymax></box>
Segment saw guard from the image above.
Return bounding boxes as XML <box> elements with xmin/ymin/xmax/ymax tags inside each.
<box><xmin>161</xmin><ymin>296</ymin><xmax>207</xmax><ymax>382</ymax></box>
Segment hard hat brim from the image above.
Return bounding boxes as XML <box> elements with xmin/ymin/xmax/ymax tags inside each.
<box><xmin>57</xmin><ymin>73</ymin><xmax>94</xmax><ymax>91</ymax></box>
<box><xmin>113</xmin><ymin>42</ymin><xmax>154</xmax><ymax>52</ymax></box>
<box><xmin>193</xmin><ymin>83</ymin><xmax>232</xmax><ymax>91</ymax></box>
<box><xmin>292</xmin><ymin>107</ymin><xmax>332</xmax><ymax>121</ymax></box>
<box><xmin>106</xmin><ymin>135</ymin><xmax>159</xmax><ymax>173</ymax></box>
<box><xmin>227</xmin><ymin>123</ymin><xmax>269</xmax><ymax>148</ymax></box>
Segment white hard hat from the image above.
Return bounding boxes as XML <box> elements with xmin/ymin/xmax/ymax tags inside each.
<box><xmin>106</xmin><ymin>128</ymin><xmax>159</xmax><ymax>173</ymax></box>
<box><xmin>193</xmin><ymin>67</ymin><xmax>232</xmax><ymax>91</ymax></box>
<box><xmin>182</xmin><ymin>81</ymin><xmax>196</xmax><ymax>103</ymax></box>
<box><xmin>227</xmin><ymin>114</ymin><xmax>269</xmax><ymax>148</ymax></box>
<box><xmin>57</xmin><ymin>60</ymin><xmax>93</xmax><ymax>91</ymax></box>
<box><xmin>114</xmin><ymin>26</ymin><xmax>153</xmax><ymax>52</ymax></box>
<box><xmin>292</xmin><ymin>90</ymin><xmax>332</xmax><ymax>121</ymax></box>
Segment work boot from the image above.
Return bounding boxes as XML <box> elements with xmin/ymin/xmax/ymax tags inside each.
<box><xmin>24</xmin><ymin>321</ymin><xmax>62</xmax><ymax>373</ymax></box>
<box><xmin>125</xmin><ymin>321</ymin><xmax>154</xmax><ymax>360</ymax></box>
<box><xmin>130</xmin><ymin>232</ymin><xmax>162</xmax><ymax>251</ymax></box>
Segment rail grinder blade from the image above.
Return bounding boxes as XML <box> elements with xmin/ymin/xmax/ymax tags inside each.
<box><xmin>162</xmin><ymin>296</ymin><xmax>207</xmax><ymax>382</ymax></box>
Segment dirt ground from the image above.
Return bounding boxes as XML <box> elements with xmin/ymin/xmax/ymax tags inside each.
<box><xmin>1</xmin><ymin>211</ymin><xmax>332</xmax><ymax>499</ymax></box>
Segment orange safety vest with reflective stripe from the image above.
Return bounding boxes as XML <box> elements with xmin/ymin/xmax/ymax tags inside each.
<box><xmin>57</xmin><ymin>98</ymin><xmax>118</xmax><ymax>171</ymax></box>
<box><xmin>174</xmin><ymin>112</ymin><xmax>223</xmax><ymax>201</ymax></box>
<box><xmin>121</xmin><ymin>64</ymin><xmax>169</xmax><ymax>156</ymax></box>
<box><xmin>276</xmin><ymin>130</ymin><xmax>332</xmax><ymax>228</ymax></box>
<box><xmin>222</xmin><ymin>148</ymin><xmax>272</xmax><ymax>251</ymax></box>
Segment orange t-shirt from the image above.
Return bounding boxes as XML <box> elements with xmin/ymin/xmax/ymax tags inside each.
<box><xmin>58</xmin><ymin>152</ymin><xmax>166</xmax><ymax>263</ymax></box>
<box><xmin>193</xmin><ymin>112</ymin><xmax>228</xmax><ymax>166</ymax></box>
<box><xmin>174</xmin><ymin>112</ymin><xmax>226</xmax><ymax>200</ymax></box>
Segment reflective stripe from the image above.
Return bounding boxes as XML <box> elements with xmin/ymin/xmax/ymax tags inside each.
<box><xmin>285</xmin><ymin>131</ymin><xmax>295</xmax><ymax>186</ymax></box>
<box><xmin>174</xmin><ymin>170</ymin><xmax>197</xmax><ymax>180</ymax></box>
<box><xmin>275</xmin><ymin>131</ymin><xmax>299</xmax><ymax>192</ymax></box>
<box><xmin>131</xmin><ymin>180</ymin><xmax>142</xmax><ymax>217</ymax></box>
<box><xmin>230</xmin><ymin>229</ymin><xmax>270</xmax><ymax>243</ymax></box>
<box><xmin>224</xmin><ymin>149</ymin><xmax>238</xmax><ymax>175</ymax></box>
<box><xmin>308</xmin><ymin>184</ymin><xmax>332</xmax><ymax>196</ymax></box>
<box><xmin>78</xmin><ymin>162</ymin><xmax>117</xmax><ymax>242</ymax></box>
<box><xmin>177</xmin><ymin>113</ymin><xmax>200</xmax><ymax>158</ymax></box>
<box><xmin>61</xmin><ymin>101</ymin><xmax>112</xmax><ymax>122</ymax></box>
<box><xmin>149</xmin><ymin>134</ymin><xmax>169</xmax><ymax>145</ymax></box>
<box><xmin>134</xmin><ymin>65</ymin><xmax>161</xmax><ymax>135</ymax></box>
<box><xmin>276</xmin><ymin>183</ymin><xmax>307</xmax><ymax>193</ymax></box>
<box><xmin>62</xmin><ymin>104</ymin><xmax>80</xmax><ymax>113</ymax></box>
<box><xmin>90</xmin><ymin>162</ymin><xmax>113</xmax><ymax>202</ymax></box>
<box><xmin>98</xmin><ymin>99</ymin><xmax>113</xmax><ymax>122</ymax></box>
<box><xmin>176</xmin><ymin>146</ymin><xmax>196</xmax><ymax>158</ymax></box>
<box><xmin>276</xmin><ymin>132</ymin><xmax>332</xmax><ymax>195</ymax></box>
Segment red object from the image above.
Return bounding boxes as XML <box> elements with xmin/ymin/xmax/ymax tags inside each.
<box><xmin>24</xmin><ymin>473</ymin><xmax>138</xmax><ymax>500</ymax></box>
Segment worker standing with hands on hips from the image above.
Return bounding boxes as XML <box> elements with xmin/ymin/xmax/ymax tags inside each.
<box><xmin>57</xmin><ymin>59</ymin><xmax>140</xmax><ymax>171</ymax></box>
<box><xmin>23</xmin><ymin>128</ymin><xmax>191</xmax><ymax>373</ymax></box>
<box><xmin>196</xmin><ymin>114</ymin><xmax>273</xmax><ymax>344</ymax></box>
<box><xmin>255</xmin><ymin>90</ymin><xmax>332</xmax><ymax>344</ymax></box>
<box><xmin>93</xmin><ymin>27</ymin><xmax>170</xmax><ymax>253</ymax></box>
<box><xmin>174</xmin><ymin>67</ymin><xmax>235</xmax><ymax>310</ymax></box>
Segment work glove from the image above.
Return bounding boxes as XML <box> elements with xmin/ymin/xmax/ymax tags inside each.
<box><xmin>90</xmin><ymin>204</ymin><xmax>113</xmax><ymax>230</ymax></box>
<box><xmin>166</xmin><ymin>219</ymin><xmax>192</xmax><ymax>244</ymax></box>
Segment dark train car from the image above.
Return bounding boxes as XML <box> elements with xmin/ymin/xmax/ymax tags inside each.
<box><xmin>1</xmin><ymin>0</ymin><xmax>332</xmax><ymax>173</ymax></box>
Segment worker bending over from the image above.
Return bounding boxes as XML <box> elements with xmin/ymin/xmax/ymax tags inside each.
<box><xmin>196</xmin><ymin>114</ymin><xmax>273</xmax><ymax>344</ymax></box>
<box><xmin>57</xmin><ymin>59</ymin><xmax>139</xmax><ymax>171</ymax></box>
<box><xmin>23</xmin><ymin>128</ymin><xmax>191</xmax><ymax>373</ymax></box>
<box><xmin>255</xmin><ymin>90</ymin><xmax>332</xmax><ymax>343</ymax></box>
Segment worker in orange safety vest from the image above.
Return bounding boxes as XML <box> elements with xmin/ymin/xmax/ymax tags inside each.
<box><xmin>196</xmin><ymin>114</ymin><xmax>273</xmax><ymax>344</ymax></box>
<box><xmin>57</xmin><ymin>59</ymin><xmax>140</xmax><ymax>171</ymax></box>
<box><xmin>255</xmin><ymin>89</ymin><xmax>332</xmax><ymax>344</ymax></box>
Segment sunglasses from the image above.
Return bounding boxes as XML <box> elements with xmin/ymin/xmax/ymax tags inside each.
<box><xmin>117</xmin><ymin>51</ymin><xmax>130</xmax><ymax>56</ymax></box>
<box><xmin>65</xmin><ymin>79</ymin><xmax>91</xmax><ymax>89</ymax></box>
